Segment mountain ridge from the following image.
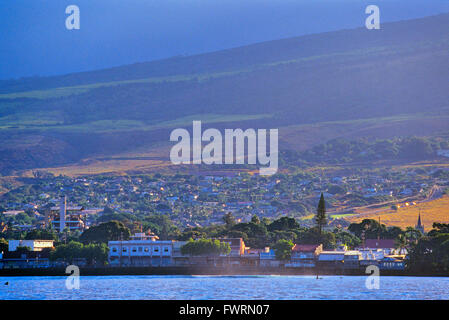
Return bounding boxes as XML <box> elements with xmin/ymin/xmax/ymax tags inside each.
<box><xmin>0</xmin><ymin>13</ymin><xmax>448</xmax><ymax>174</ymax></box>
<box><xmin>1</xmin><ymin>12</ymin><xmax>448</xmax><ymax>94</ymax></box>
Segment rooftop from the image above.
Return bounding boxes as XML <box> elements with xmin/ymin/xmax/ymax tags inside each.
<box><xmin>292</xmin><ymin>244</ymin><xmax>321</xmax><ymax>252</ymax></box>
<box><xmin>364</xmin><ymin>239</ymin><xmax>396</xmax><ymax>249</ymax></box>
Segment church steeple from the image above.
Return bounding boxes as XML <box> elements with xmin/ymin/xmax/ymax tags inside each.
<box><xmin>416</xmin><ymin>211</ymin><xmax>424</xmax><ymax>234</ymax></box>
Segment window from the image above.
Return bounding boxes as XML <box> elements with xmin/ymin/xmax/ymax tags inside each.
<box><xmin>112</xmin><ymin>247</ymin><xmax>117</xmax><ymax>253</ymax></box>
<box><xmin>132</xmin><ymin>247</ymin><xmax>137</xmax><ymax>252</ymax></box>
<box><xmin>122</xmin><ymin>247</ymin><xmax>127</xmax><ymax>252</ymax></box>
<box><xmin>144</xmin><ymin>247</ymin><xmax>149</xmax><ymax>252</ymax></box>
<box><xmin>138</xmin><ymin>247</ymin><xmax>143</xmax><ymax>252</ymax></box>
<box><xmin>163</xmin><ymin>247</ymin><xmax>169</xmax><ymax>253</ymax></box>
<box><xmin>154</xmin><ymin>247</ymin><xmax>159</xmax><ymax>252</ymax></box>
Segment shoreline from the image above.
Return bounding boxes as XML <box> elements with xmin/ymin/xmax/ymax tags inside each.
<box><xmin>0</xmin><ymin>266</ymin><xmax>447</xmax><ymax>277</ymax></box>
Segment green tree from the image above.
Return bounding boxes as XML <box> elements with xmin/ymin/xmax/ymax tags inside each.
<box><xmin>272</xmin><ymin>239</ymin><xmax>294</xmax><ymax>261</ymax></box>
<box><xmin>297</xmin><ymin>227</ymin><xmax>336</xmax><ymax>250</ymax></box>
<box><xmin>395</xmin><ymin>234</ymin><xmax>407</xmax><ymax>255</ymax></box>
<box><xmin>251</xmin><ymin>215</ymin><xmax>261</xmax><ymax>225</ymax></box>
<box><xmin>222</xmin><ymin>212</ymin><xmax>236</xmax><ymax>229</ymax></box>
<box><xmin>0</xmin><ymin>238</ymin><xmax>8</xmax><ymax>253</ymax></box>
<box><xmin>334</xmin><ymin>229</ymin><xmax>361</xmax><ymax>249</ymax></box>
<box><xmin>348</xmin><ymin>219</ymin><xmax>387</xmax><ymax>239</ymax></box>
<box><xmin>24</xmin><ymin>229</ymin><xmax>58</xmax><ymax>240</ymax></box>
<box><xmin>267</xmin><ymin>217</ymin><xmax>300</xmax><ymax>232</ymax></box>
<box><xmin>81</xmin><ymin>243</ymin><xmax>109</xmax><ymax>266</ymax></box>
<box><xmin>143</xmin><ymin>215</ymin><xmax>180</xmax><ymax>240</ymax></box>
<box><xmin>50</xmin><ymin>241</ymin><xmax>109</xmax><ymax>265</ymax></box>
<box><xmin>408</xmin><ymin>223</ymin><xmax>449</xmax><ymax>273</ymax></box>
<box><xmin>180</xmin><ymin>239</ymin><xmax>231</xmax><ymax>256</ymax></box>
<box><xmin>79</xmin><ymin>221</ymin><xmax>131</xmax><ymax>244</ymax></box>
<box><xmin>178</xmin><ymin>230</ymin><xmax>207</xmax><ymax>241</ymax></box>
<box><xmin>50</xmin><ymin>241</ymin><xmax>83</xmax><ymax>264</ymax></box>
<box><xmin>404</xmin><ymin>227</ymin><xmax>422</xmax><ymax>244</ymax></box>
<box><xmin>316</xmin><ymin>193</ymin><xmax>327</xmax><ymax>235</ymax></box>
<box><xmin>386</xmin><ymin>226</ymin><xmax>404</xmax><ymax>240</ymax></box>
<box><xmin>15</xmin><ymin>246</ymin><xmax>32</xmax><ymax>254</ymax></box>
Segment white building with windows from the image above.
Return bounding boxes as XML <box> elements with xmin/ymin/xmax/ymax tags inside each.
<box><xmin>8</xmin><ymin>239</ymin><xmax>54</xmax><ymax>252</ymax></box>
<box><xmin>108</xmin><ymin>232</ymin><xmax>174</xmax><ymax>267</ymax></box>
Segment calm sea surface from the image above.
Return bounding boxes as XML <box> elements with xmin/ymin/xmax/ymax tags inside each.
<box><xmin>0</xmin><ymin>275</ymin><xmax>448</xmax><ymax>300</ymax></box>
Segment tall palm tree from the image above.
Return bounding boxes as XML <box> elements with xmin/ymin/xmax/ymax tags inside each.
<box><xmin>395</xmin><ymin>234</ymin><xmax>407</xmax><ymax>255</ymax></box>
<box><xmin>405</xmin><ymin>227</ymin><xmax>422</xmax><ymax>245</ymax></box>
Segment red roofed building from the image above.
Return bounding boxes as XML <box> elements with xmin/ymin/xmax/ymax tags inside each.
<box><xmin>364</xmin><ymin>239</ymin><xmax>395</xmax><ymax>249</ymax></box>
<box><xmin>289</xmin><ymin>244</ymin><xmax>323</xmax><ymax>268</ymax></box>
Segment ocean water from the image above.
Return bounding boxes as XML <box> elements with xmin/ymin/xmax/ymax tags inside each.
<box><xmin>0</xmin><ymin>275</ymin><xmax>448</xmax><ymax>300</ymax></box>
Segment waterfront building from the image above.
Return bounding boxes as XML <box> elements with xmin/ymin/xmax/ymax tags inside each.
<box><xmin>316</xmin><ymin>250</ymin><xmax>364</xmax><ymax>270</ymax></box>
<box><xmin>215</xmin><ymin>238</ymin><xmax>246</xmax><ymax>257</ymax></box>
<box><xmin>342</xmin><ymin>251</ymin><xmax>362</xmax><ymax>269</ymax></box>
<box><xmin>379</xmin><ymin>256</ymin><xmax>405</xmax><ymax>270</ymax></box>
<box><xmin>363</xmin><ymin>239</ymin><xmax>396</xmax><ymax>255</ymax></box>
<box><xmin>317</xmin><ymin>251</ymin><xmax>345</xmax><ymax>269</ymax></box>
<box><xmin>288</xmin><ymin>244</ymin><xmax>323</xmax><ymax>268</ymax></box>
<box><xmin>172</xmin><ymin>240</ymin><xmax>189</xmax><ymax>266</ymax></box>
<box><xmin>240</xmin><ymin>247</ymin><xmax>271</xmax><ymax>267</ymax></box>
<box><xmin>364</xmin><ymin>239</ymin><xmax>395</xmax><ymax>249</ymax></box>
<box><xmin>8</xmin><ymin>239</ymin><xmax>54</xmax><ymax>252</ymax></box>
<box><xmin>259</xmin><ymin>248</ymin><xmax>278</xmax><ymax>267</ymax></box>
<box><xmin>1</xmin><ymin>240</ymin><xmax>54</xmax><ymax>269</ymax></box>
<box><xmin>108</xmin><ymin>232</ymin><xmax>174</xmax><ymax>267</ymax></box>
<box><xmin>0</xmin><ymin>251</ymin><xmax>52</xmax><ymax>269</ymax></box>
<box><xmin>358</xmin><ymin>249</ymin><xmax>384</xmax><ymax>267</ymax></box>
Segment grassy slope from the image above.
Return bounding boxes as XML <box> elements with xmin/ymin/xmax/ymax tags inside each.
<box><xmin>346</xmin><ymin>195</ymin><xmax>449</xmax><ymax>228</ymax></box>
<box><xmin>0</xmin><ymin>14</ymin><xmax>448</xmax><ymax>174</ymax></box>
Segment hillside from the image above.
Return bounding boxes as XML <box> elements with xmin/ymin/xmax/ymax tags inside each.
<box><xmin>1</xmin><ymin>13</ymin><xmax>449</xmax><ymax>174</ymax></box>
<box><xmin>346</xmin><ymin>195</ymin><xmax>449</xmax><ymax>229</ymax></box>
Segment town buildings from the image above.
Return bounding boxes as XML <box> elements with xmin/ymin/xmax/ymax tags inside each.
<box><xmin>1</xmin><ymin>239</ymin><xmax>55</xmax><ymax>269</ymax></box>
<box><xmin>8</xmin><ymin>239</ymin><xmax>54</xmax><ymax>252</ymax></box>
<box><xmin>47</xmin><ymin>196</ymin><xmax>85</xmax><ymax>232</ymax></box>
<box><xmin>0</xmin><ymin>233</ymin><xmax>407</xmax><ymax>272</ymax></box>
<box><xmin>108</xmin><ymin>232</ymin><xmax>175</xmax><ymax>267</ymax></box>
<box><xmin>288</xmin><ymin>244</ymin><xmax>323</xmax><ymax>268</ymax></box>
<box><xmin>104</xmin><ymin>234</ymin><xmax>406</xmax><ymax>272</ymax></box>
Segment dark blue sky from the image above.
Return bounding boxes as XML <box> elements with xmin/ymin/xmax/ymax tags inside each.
<box><xmin>1</xmin><ymin>0</ymin><xmax>449</xmax><ymax>80</ymax></box>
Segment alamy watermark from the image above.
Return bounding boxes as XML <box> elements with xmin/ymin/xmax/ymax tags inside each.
<box><xmin>365</xmin><ymin>265</ymin><xmax>380</xmax><ymax>289</ymax></box>
<box><xmin>169</xmin><ymin>121</ymin><xmax>278</xmax><ymax>175</ymax></box>
<box><xmin>65</xmin><ymin>264</ymin><xmax>80</xmax><ymax>290</ymax></box>
<box><xmin>365</xmin><ymin>5</ymin><xmax>380</xmax><ymax>30</ymax></box>
<box><xmin>66</xmin><ymin>5</ymin><xmax>80</xmax><ymax>30</ymax></box>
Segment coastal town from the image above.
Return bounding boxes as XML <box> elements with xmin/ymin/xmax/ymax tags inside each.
<box><xmin>1</xmin><ymin>165</ymin><xmax>447</xmax><ymax>231</ymax></box>
<box><xmin>0</xmin><ymin>229</ymin><xmax>409</xmax><ymax>274</ymax></box>
<box><xmin>0</xmin><ymin>168</ymin><xmax>447</xmax><ymax>275</ymax></box>
<box><xmin>2</xmin><ymin>0</ymin><xmax>449</xmax><ymax>304</ymax></box>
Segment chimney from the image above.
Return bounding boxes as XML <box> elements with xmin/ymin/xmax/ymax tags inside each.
<box><xmin>60</xmin><ymin>195</ymin><xmax>66</xmax><ymax>233</ymax></box>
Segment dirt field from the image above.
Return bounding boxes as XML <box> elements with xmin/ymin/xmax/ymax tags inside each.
<box><xmin>345</xmin><ymin>195</ymin><xmax>449</xmax><ymax>230</ymax></box>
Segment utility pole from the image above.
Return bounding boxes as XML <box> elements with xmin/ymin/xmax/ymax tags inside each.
<box><xmin>361</xmin><ymin>230</ymin><xmax>366</xmax><ymax>248</ymax></box>
<box><xmin>119</xmin><ymin>232</ymin><xmax>123</xmax><ymax>268</ymax></box>
<box><xmin>378</xmin><ymin>217</ymin><xmax>381</xmax><ymax>241</ymax></box>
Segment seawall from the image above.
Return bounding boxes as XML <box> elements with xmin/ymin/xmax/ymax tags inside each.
<box><xmin>0</xmin><ymin>266</ymin><xmax>443</xmax><ymax>277</ymax></box>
